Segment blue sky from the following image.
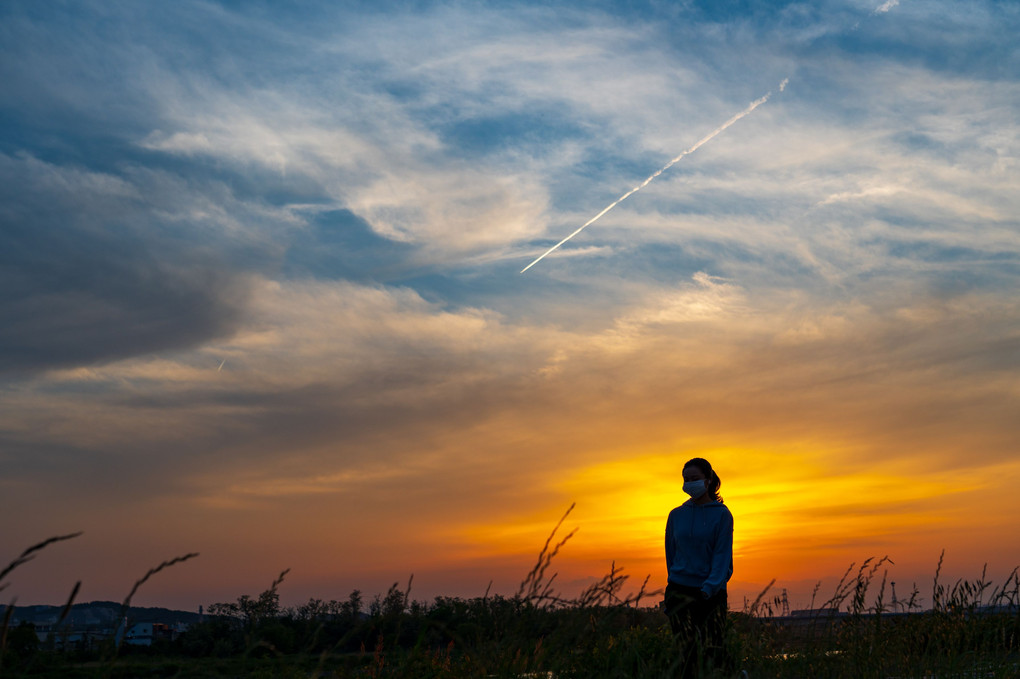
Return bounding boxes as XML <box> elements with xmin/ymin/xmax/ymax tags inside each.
<box><xmin>2</xmin><ymin>0</ymin><xmax>1018</xmax><ymax>609</ymax></box>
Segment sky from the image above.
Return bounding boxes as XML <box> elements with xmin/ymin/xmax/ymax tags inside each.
<box><xmin>2</xmin><ymin>0</ymin><xmax>1018</xmax><ymax>613</ymax></box>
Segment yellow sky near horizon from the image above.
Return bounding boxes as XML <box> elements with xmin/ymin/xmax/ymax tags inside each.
<box><xmin>451</xmin><ymin>444</ymin><xmax>1016</xmax><ymax>591</ymax></box>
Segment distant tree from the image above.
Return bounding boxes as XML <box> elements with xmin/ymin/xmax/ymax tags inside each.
<box><xmin>238</xmin><ymin>586</ymin><xmax>280</xmax><ymax>628</ymax></box>
<box><xmin>206</xmin><ymin>601</ymin><xmax>241</xmax><ymax>620</ymax></box>
<box><xmin>207</xmin><ymin>582</ymin><xmax>282</xmax><ymax>631</ymax></box>
<box><xmin>342</xmin><ymin>589</ymin><xmax>363</xmax><ymax>622</ymax></box>
<box><xmin>295</xmin><ymin>597</ymin><xmax>328</xmax><ymax>621</ymax></box>
<box><xmin>382</xmin><ymin>582</ymin><xmax>406</xmax><ymax>617</ymax></box>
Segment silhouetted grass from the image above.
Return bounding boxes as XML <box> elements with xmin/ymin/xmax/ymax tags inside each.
<box><xmin>1</xmin><ymin>532</ymin><xmax>83</xmax><ymax>675</ymax></box>
<box><xmin>2</xmin><ymin>522</ymin><xmax>1018</xmax><ymax>678</ymax></box>
<box><xmin>733</xmin><ymin>551</ymin><xmax>1019</xmax><ymax>679</ymax></box>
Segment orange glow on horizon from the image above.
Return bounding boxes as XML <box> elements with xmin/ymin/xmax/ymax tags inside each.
<box><xmin>455</xmin><ymin>445</ymin><xmax>983</xmax><ymax>590</ymax></box>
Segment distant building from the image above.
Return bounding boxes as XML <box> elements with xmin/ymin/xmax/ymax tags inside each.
<box><xmin>124</xmin><ymin>622</ymin><xmax>173</xmax><ymax>646</ymax></box>
<box><xmin>37</xmin><ymin>625</ymin><xmax>114</xmax><ymax>651</ymax></box>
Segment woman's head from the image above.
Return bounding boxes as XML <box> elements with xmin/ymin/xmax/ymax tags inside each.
<box><xmin>682</xmin><ymin>457</ymin><xmax>723</xmax><ymax>503</ymax></box>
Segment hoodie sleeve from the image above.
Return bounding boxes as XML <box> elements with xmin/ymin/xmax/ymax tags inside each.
<box><xmin>701</xmin><ymin>507</ymin><xmax>733</xmax><ymax>598</ymax></box>
<box><xmin>664</xmin><ymin>510</ymin><xmax>675</xmax><ymax>572</ymax></box>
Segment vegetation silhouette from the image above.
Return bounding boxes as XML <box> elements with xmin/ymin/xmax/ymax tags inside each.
<box><xmin>1</xmin><ymin>522</ymin><xmax>1018</xmax><ymax>677</ymax></box>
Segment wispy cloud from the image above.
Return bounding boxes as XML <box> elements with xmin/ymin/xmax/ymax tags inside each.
<box><xmin>874</xmin><ymin>0</ymin><xmax>900</xmax><ymax>14</ymax></box>
<box><xmin>521</xmin><ymin>83</ymin><xmax>786</xmax><ymax>272</ymax></box>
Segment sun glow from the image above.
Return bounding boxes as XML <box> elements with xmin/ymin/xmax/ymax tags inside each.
<box><xmin>457</xmin><ymin>445</ymin><xmax>973</xmax><ymax>588</ymax></box>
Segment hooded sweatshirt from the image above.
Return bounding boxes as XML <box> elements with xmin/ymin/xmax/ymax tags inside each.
<box><xmin>665</xmin><ymin>499</ymin><xmax>733</xmax><ymax>598</ymax></box>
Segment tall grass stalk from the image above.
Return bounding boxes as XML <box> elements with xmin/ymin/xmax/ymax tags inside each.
<box><xmin>0</xmin><ymin>532</ymin><xmax>82</xmax><ymax>674</ymax></box>
<box><xmin>0</xmin><ymin>532</ymin><xmax>83</xmax><ymax>592</ymax></box>
<box><xmin>100</xmin><ymin>551</ymin><xmax>200</xmax><ymax>677</ymax></box>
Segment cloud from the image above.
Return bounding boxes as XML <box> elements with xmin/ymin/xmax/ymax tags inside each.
<box><xmin>600</xmin><ymin>272</ymin><xmax>750</xmax><ymax>350</ymax></box>
<box><xmin>0</xmin><ymin>152</ymin><xmax>263</xmax><ymax>376</ymax></box>
<box><xmin>7</xmin><ymin>0</ymin><xmax>1015</xmax><ymax>285</ymax></box>
<box><xmin>5</xmin><ymin>270</ymin><xmax>1017</xmax><ymax>496</ymax></box>
<box><xmin>1</xmin><ymin>0</ymin><xmax>1014</xmax><ymax>456</ymax></box>
<box><xmin>874</xmin><ymin>0</ymin><xmax>899</xmax><ymax>14</ymax></box>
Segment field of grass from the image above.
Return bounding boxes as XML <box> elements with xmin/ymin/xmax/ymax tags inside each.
<box><xmin>2</xmin><ymin>517</ymin><xmax>1018</xmax><ymax>678</ymax></box>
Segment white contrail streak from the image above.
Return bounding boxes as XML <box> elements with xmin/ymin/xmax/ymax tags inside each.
<box><xmin>520</xmin><ymin>80</ymin><xmax>788</xmax><ymax>273</ymax></box>
<box><xmin>217</xmin><ymin>359</ymin><xmax>226</xmax><ymax>372</ymax></box>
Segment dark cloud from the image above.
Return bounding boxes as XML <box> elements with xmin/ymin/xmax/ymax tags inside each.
<box><xmin>0</xmin><ymin>4</ymin><xmax>306</xmax><ymax>377</ymax></box>
<box><xmin>0</xmin><ymin>153</ymin><xmax>254</xmax><ymax>376</ymax></box>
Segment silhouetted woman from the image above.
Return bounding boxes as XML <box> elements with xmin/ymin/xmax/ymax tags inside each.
<box><xmin>664</xmin><ymin>457</ymin><xmax>734</xmax><ymax>678</ymax></box>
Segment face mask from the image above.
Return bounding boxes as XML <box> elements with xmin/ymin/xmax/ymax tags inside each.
<box><xmin>683</xmin><ymin>480</ymin><xmax>707</xmax><ymax>499</ymax></box>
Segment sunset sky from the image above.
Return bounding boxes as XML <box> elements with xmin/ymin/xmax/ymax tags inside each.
<box><xmin>2</xmin><ymin>0</ymin><xmax>1018</xmax><ymax>614</ymax></box>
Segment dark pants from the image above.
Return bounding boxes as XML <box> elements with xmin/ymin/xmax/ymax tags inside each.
<box><xmin>664</xmin><ymin>583</ymin><xmax>729</xmax><ymax>678</ymax></box>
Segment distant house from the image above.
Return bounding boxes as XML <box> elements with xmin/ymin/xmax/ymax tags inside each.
<box><xmin>124</xmin><ymin>622</ymin><xmax>173</xmax><ymax>646</ymax></box>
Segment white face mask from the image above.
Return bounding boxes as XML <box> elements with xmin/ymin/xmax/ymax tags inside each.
<box><xmin>683</xmin><ymin>479</ymin><xmax>707</xmax><ymax>499</ymax></box>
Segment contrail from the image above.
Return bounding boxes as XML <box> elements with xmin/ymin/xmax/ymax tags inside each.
<box><xmin>520</xmin><ymin>79</ymin><xmax>789</xmax><ymax>273</ymax></box>
<box><xmin>217</xmin><ymin>359</ymin><xmax>226</xmax><ymax>372</ymax></box>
